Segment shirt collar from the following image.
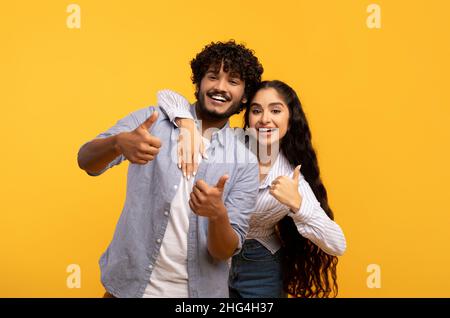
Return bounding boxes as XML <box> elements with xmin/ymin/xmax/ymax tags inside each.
<box><xmin>190</xmin><ymin>103</ymin><xmax>230</xmax><ymax>147</ymax></box>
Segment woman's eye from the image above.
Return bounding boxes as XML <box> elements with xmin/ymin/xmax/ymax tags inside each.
<box><xmin>272</xmin><ymin>109</ymin><xmax>281</xmax><ymax>114</ymax></box>
<box><xmin>251</xmin><ymin>109</ymin><xmax>261</xmax><ymax>114</ymax></box>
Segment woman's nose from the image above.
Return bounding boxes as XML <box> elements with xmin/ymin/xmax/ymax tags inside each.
<box><xmin>260</xmin><ymin>111</ymin><xmax>271</xmax><ymax>124</ymax></box>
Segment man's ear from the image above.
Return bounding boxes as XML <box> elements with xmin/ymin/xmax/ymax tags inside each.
<box><xmin>242</xmin><ymin>96</ymin><xmax>248</xmax><ymax>104</ymax></box>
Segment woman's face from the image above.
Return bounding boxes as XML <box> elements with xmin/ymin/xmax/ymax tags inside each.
<box><xmin>248</xmin><ymin>87</ymin><xmax>290</xmax><ymax>146</ymax></box>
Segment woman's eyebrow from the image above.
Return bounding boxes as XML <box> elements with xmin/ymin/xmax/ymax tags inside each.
<box><xmin>268</xmin><ymin>102</ymin><xmax>285</xmax><ymax>107</ymax></box>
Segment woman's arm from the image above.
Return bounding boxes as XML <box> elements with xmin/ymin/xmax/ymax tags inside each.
<box><xmin>289</xmin><ymin>177</ymin><xmax>347</xmax><ymax>256</ymax></box>
<box><xmin>157</xmin><ymin>89</ymin><xmax>194</xmax><ymax>123</ymax></box>
<box><xmin>269</xmin><ymin>166</ymin><xmax>347</xmax><ymax>256</ymax></box>
<box><xmin>157</xmin><ymin>89</ymin><xmax>204</xmax><ymax>178</ymax></box>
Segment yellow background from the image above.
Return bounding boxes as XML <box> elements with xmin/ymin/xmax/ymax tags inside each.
<box><xmin>1</xmin><ymin>0</ymin><xmax>449</xmax><ymax>297</ymax></box>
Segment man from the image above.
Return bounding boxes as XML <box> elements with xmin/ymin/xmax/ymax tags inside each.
<box><xmin>77</xmin><ymin>40</ymin><xmax>264</xmax><ymax>298</ymax></box>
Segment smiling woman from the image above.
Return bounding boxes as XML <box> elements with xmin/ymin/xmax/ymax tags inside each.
<box><xmin>248</xmin><ymin>87</ymin><xmax>291</xmax><ymax>148</ymax></box>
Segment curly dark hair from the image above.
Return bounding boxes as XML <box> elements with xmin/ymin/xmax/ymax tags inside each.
<box><xmin>244</xmin><ymin>80</ymin><xmax>340</xmax><ymax>298</ymax></box>
<box><xmin>190</xmin><ymin>40</ymin><xmax>263</xmax><ymax>108</ymax></box>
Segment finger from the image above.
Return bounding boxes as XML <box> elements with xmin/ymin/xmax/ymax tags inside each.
<box><xmin>186</xmin><ymin>160</ymin><xmax>193</xmax><ymax>180</ymax></box>
<box><xmin>195</xmin><ymin>179</ymin><xmax>209</xmax><ymax>193</ymax></box>
<box><xmin>192</xmin><ymin>186</ymin><xmax>205</xmax><ymax>201</ymax></box>
<box><xmin>271</xmin><ymin>176</ymin><xmax>282</xmax><ymax>184</ymax></box>
<box><xmin>136</xmin><ymin>153</ymin><xmax>154</xmax><ymax>162</ymax></box>
<box><xmin>141</xmin><ymin>111</ymin><xmax>158</xmax><ymax>130</ymax></box>
<box><xmin>292</xmin><ymin>165</ymin><xmax>301</xmax><ymax>181</ymax></box>
<box><xmin>182</xmin><ymin>161</ymin><xmax>187</xmax><ymax>178</ymax></box>
<box><xmin>189</xmin><ymin>199</ymin><xmax>197</xmax><ymax>214</ymax></box>
<box><xmin>215</xmin><ymin>175</ymin><xmax>229</xmax><ymax>191</ymax></box>
<box><xmin>177</xmin><ymin>135</ymin><xmax>183</xmax><ymax>169</ymax></box>
<box><xmin>192</xmin><ymin>152</ymin><xmax>199</xmax><ymax>177</ymax></box>
<box><xmin>134</xmin><ymin>158</ymin><xmax>149</xmax><ymax>165</ymax></box>
<box><xmin>144</xmin><ymin>135</ymin><xmax>162</xmax><ymax>148</ymax></box>
<box><xmin>271</xmin><ymin>179</ymin><xmax>280</xmax><ymax>186</ymax></box>
<box><xmin>190</xmin><ymin>192</ymin><xmax>200</xmax><ymax>207</ymax></box>
<box><xmin>184</xmin><ymin>144</ymin><xmax>191</xmax><ymax>179</ymax></box>
<box><xmin>269</xmin><ymin>188</ymin><xmax>278</xmax><ymax>197</ymax></box>
<box><xmin>140</xmin><ymin>145</ymin><xmax>160</xmax><ymax>156</ymax></box>
<box><xmin>200</xmin><ymin>139</ymin><xmax>207</xmax><ymax>159</ymax></box>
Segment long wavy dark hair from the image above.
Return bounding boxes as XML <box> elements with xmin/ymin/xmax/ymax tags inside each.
<box><xmin>244</xmin><ymin>80</ymin><xmax>339</xmax><ymax>298</ymax></box>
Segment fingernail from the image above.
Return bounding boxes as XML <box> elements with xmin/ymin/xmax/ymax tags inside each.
<box><xmin>178</xmin><ymin>164</ymin><xmax>181</xmax><ymax>169</ymax></box>
<box><xmin>187</xmin><ymin>175</ymin><xmax>190</xmax><ymax>180</ymax></box>
<box><xmin>193</xmin><ymin>171</ymin><xmax>196</xmax><ymax>177</ymax></box>
<box><xmin>183</xmin><ymin>171</ymin><xmax>186</xmax><ymax>177</ymax></box>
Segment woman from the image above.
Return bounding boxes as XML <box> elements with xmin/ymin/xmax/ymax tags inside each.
<box><xmin>159</xmin><ymin>80</ymin><xmax>346</xmax><ymax>298</ymax></box>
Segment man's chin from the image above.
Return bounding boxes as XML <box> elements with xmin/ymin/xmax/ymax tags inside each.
<box><xmin>202</xmin><ymin>105</ymin><xmax>236</xmax><ymax>119</ymax></box>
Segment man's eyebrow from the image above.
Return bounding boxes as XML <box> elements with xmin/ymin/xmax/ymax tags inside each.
<box><xmin>229</xmin><ymin>72</ymin><xmax>242</xmax><ymax>79</ymax></box>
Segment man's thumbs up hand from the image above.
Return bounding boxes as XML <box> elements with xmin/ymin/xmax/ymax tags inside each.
<box><xmin>115</xmin><ymin>111</ymin><xmax>162</xmax><ymax>165</ymax></box>
<box><xmin>189</xmin><ymin>175</ymin><xmax>229</xmax><ymax>220</ymax></box>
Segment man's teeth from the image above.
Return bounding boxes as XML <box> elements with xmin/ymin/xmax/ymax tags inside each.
<box><xmin>211</xmin><ymin>95</ymin><xmax>227</xmax><ymax>102</ymax></box>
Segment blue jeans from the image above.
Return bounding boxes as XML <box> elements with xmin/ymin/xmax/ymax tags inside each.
<box><xmin>229</xmin><ymin>239</ymin><xmax>286</xmax><ymax>298</ymax></box>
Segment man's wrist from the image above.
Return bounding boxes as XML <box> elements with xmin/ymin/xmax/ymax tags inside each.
<box><xmin>208</xmin><ymin>204</ymin><xmax>227</xmax><ymax>222</ymax></box>
<box><xmin>113</xmin><ymin>133</ymin><xmax>123</xmax><ymax>156</ymax></box>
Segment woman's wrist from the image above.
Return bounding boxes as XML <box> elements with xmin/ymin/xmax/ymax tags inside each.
<box><xmin>288</xmin><ymin>196</ymin><xmax>302</xmax><ymax>213</ymax></box>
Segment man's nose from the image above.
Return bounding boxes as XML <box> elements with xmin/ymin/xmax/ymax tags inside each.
<box><xmin>214</xmin><ymin>78</ymin><xmax>227</xmax><ymax>92</ymax></box>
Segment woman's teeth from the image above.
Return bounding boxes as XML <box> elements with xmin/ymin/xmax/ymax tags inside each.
<box><xmin>258</xmin><ymin>128</ymin><xmax>275</xmax><ymax>132</ymax></box>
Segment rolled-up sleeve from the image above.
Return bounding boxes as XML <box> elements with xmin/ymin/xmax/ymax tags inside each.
<box><xmin>224</xmin><ymin>162</ymin><xmax>259</xmax><ymax>255</ymax></box>
<box><xmin>157</xmin><ymin>89</ymin><xmax>194</xmax><ymax>124</ymax></box>
<box><xmin>84</xmin><ymin>107</ymin><xmax>156</xmax><ymax>176</ymax></box>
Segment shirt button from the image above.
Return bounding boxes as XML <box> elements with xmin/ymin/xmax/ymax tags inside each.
<box><xmin>156</xmin><ymin>239</ymin><xmax>162</xmax><ymax>244</ymax></box>
<box><xmin>164</xmin><ymin>211</ymin><xmax>169</xmax><ymax>216</ymax></box>
<box><xmin>149</xmin><ymin>265</ymin><xmax>153</xmax><ymax>269</ymax></box>
<box><xmin>174</xmin><ymin>185</ymin><xmax>178</xmax><ymax>190</ymax></box>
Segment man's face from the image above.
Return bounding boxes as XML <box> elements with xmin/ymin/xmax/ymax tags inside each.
<box><xmin>196</xmin><ymin>63</ymin><xmax>247</xmax><ymax>120</ymax></box>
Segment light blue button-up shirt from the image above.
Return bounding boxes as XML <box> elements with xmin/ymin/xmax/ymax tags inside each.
<box><xmin>89</xmin><ymin>104</ymin><xmax>259</xmax><ymax>298</ymax></box>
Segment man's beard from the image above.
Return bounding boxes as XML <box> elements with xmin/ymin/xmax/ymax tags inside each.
<box><xmin>196</xmin><ymin>92</ymin><xmax>243</xmax><ymax>120</ymax></box>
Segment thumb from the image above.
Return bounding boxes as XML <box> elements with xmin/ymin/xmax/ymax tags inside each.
<box><xmin>141</xmin><ymin>111</ymin><xmax>158</xmax><ymax>130</ymax></box>
<box><xmin>292</xmin><ymin>165</ymin><xmax>301</xmax><ymax>181</ymax></box>
<box><xmin>215</xmin><ymin>175</ymin><xmax>229</xmax><ymax>191</ymax></box>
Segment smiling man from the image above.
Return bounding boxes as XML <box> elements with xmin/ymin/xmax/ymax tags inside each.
<box><xmin>77</xmin><ymin>40</ymin><xmax>264</xmax><ymax>298</ymax></box>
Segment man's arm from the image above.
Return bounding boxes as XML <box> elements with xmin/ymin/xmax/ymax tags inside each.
<box><xmin>189</xmin><ymin>176</ymin><xmax>239</xmax><ymax>260</ymax></box>
<box><xmin>78</xmin><ymin>135</ymin><xmax>122</xmax><ymax>175</ymax></box>
<box><xmin>207</xmin><ymin>203</ymin><xmax>239</xmax><ymax>260</ymax></box>
<box><xmin>77</xmin><ymin>109</ymin><xmax>161</xmax><ymax>176</ymax></box>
